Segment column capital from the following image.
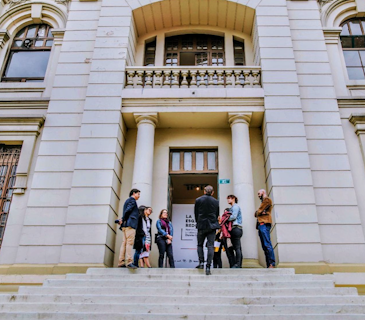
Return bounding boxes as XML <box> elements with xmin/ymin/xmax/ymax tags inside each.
<box><xmin>228</xmin><ymin>113</ymin><xmax>252</xmax><ymax>127</ymax></box>
<box><xmin>134</xmin><ymin>113</ymin><xmax>158</xmax><ymax>128</ymax></box>
<box><xmin>349</xmin><ymin>113</ymin><xmax>365</xmax><ymax>135</ymax></box>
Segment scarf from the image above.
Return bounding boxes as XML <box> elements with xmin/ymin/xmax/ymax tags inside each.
<box><xmin>160</xmin><ymin>218</ymin><xmax>171</xmax><ymax>235</ymax></box>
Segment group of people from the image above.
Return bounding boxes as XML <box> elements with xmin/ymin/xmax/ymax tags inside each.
<box><xmin>117</xmin><ymin>189</ymin><xmax>175</xmax><ymax>269</ymax></box>
<box><xmin>117</xmin><ymin>186</ymin><xmax>275</xmax><ymax>275</ymax></box>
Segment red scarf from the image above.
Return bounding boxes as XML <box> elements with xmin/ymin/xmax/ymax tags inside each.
<box><xmin>160</xmin><ymin>218</ymin><xmax>171</xmax><ymax>235</ymax></box>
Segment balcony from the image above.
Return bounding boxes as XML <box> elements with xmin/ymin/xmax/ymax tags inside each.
<box><xmin>125</xmin><ymin>66</ymin><xmax>261</xmax><ymax>89</ymax></box>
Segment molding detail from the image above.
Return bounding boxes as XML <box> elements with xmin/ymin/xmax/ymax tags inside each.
<box><xmin>8</xmin><ymin>0</ymin><xmax>29</xmax><ymax>7</ymax></box>
<box><xmin>0</xmin><ymin>29</ymin><xmax>9</xmax><ymax>49</ymax></box>
<box><xmin>134</xmin><ymin>113</ymin><xmax>158</xmax><ymax>127</ymax></box>
<box><xmin>323</xmin><ymin>27</ymin><xmax>342</xmax><ymax>44</ymax></box>
<box><xmin>349</xmin><ymin>113</ymin><xmax>365</xmax><ymax>135</ymax></box>
<box><xmin>228</xmin><ymin>113</ymin><xmax>252</xmax><ymax>127</ymax></box>
<box><xmin>55</xmin><ymin>0</ymin><xmax>70</xmax><ymax>5</ymax></box>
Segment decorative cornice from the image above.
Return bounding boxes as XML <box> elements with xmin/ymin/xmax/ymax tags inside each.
<box><xmin>349</xmin><ymin>113</ymin><xmax>365</xmax><ymax>135</ymax></box>
<box><xmin>7</xmin><ymin>0</ymin><xmax>29</xmax><ymax>7</ymax></box>
<box><xmin>0</xmin><ymin>114</ymin><xmax>45</xmax><ymax>135</ymax></box>
<box><xmin>228</xmin><ymin>112</ymin><xmax>252</xmax><ymax>127</ymax></box>
<box><xmin>134</xmin><ymin>113</ymin><xmax>158</xmax><ymax>127</ymax></box>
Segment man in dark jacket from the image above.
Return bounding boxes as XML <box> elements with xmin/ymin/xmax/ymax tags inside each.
<box><xmin>194</xmin><ymin>185</ymin><xmax>220</xmax><ymax>275</ymax></box>
<box><xmin>117</xmin><ymin>188</ymin><xmax>140</xmax><ymax>269</ymax></box>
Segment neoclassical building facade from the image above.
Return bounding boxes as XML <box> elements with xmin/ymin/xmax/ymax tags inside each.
<box><xmin>0</xmin><ymin>0</ymin><xmax>364</xmax><ymax>275</ymax></box>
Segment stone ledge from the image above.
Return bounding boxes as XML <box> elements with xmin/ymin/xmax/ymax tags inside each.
<box><xmin>0</xmin><ymin>264</ymin><xmax>106</xmax><ymax>275</ymax></box>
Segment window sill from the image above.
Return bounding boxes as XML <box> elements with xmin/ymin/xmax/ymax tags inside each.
<box><xmin>347</xmin><ymin>80</ymin><xmax>365</xmax><ymax>89</ymax></box>
<box><xmin>0</xmin><ymin>82</ymin><xmax>46</xmax><ymax>94</ymax></box>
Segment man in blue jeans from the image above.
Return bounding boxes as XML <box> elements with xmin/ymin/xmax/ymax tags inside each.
<box><xmin>255</xmin><ymin>189</ymin><xmax>275</xmax><ymax>268</ymax></box>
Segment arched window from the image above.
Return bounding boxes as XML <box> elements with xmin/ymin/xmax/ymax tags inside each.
<box><xmin>2</xmin><ymin>24</ymin><xmax>53</xmax><ymax>82</ymax></box>
<box><xmin>340</xmin><ymin>18</ymin><xmax>365</xmax><ymax>80</ymax></box>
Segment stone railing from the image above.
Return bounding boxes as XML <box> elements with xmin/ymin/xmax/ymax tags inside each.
<box><xmin>125</xmin><ymin>66</ymin><xmax>261</xmax><ymax>89</ymax></box>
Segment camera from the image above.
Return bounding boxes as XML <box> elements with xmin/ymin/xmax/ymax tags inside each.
<box><xmin>115</xmin><ymin>219</ymin><xmax>120</xmax><ymax>223</ymax></box>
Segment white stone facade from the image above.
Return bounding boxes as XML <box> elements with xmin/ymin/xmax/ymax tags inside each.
<box><xmin>0</xmin><ymin>0</ymin><xmax>364</xmax><ymax>273</ymax></box>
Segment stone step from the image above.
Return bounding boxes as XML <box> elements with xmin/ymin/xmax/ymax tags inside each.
<box><xmin>86</xmin><ymin>268</ymin><xmax>295</xmax><ymax>275</ymax></box>
<box><xmin>1</xmin><ymin>303</ymin><xmax>365</xmax><ymax>314</ymax></box>
<box><xmin>43</xmin><ymin>279</ymin><xmax>335</xmax><ymax>289</ymax></box>
<box><xmin>2</xmin><ymin>313</ymin><xmax>365</xmax><ymax>320</ymax></box>
<box><xmin>18</xmin><ymin>285</ymin><xmax>357</xmax><ymax>296</ymax></box>
<box><xmin>65</xmin><ymin>273</ymin><xmax>313</xmax><ymax>282</ymax></box>
<box><xmin>1</xmin><ymin>294</ymin><xmax>365</xmax><ymax>305</ymax></box>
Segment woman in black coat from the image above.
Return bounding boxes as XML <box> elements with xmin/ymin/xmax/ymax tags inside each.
<box><xmin>133</xmin><ymin>206</ymin><xmax>153</xmax><ymax>268</ymax></box>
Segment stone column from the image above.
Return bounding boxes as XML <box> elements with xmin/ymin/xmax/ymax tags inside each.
<box><xmin>132</xmin><ymin>113</ymin><xmax>158</xmax><ymax>207</ymax></box>
<box><xmin>228</xmin><ymin>113</ymin><xmax>259</xmax><ymax>267</ymax></box>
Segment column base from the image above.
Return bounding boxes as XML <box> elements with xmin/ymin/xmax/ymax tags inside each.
<box><xmin>241</xmin><ymin>259</ymin><xmax>263</xmax><ymax>268</ymax></box>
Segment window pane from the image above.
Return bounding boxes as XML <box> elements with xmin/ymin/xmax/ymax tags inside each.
<box><xmin>26</xmin><ymin>25</ymin><xmax>37</xmax><ymax>38</ymax></box>
<box><xmin>354</xmin><ymin>36</ymin><xmax>365</xmax><ymax>48</ymax></box>
<box><xmin>171</xmin><ymin>152</ymin><xmax>180</xmax><ymax>171</ymax></box>
<box><xmin>35</xmin><ymin>40</ymin><xmax>44</xmax><ymax>47</ymax></box>
<box><xmin>13</xmin><ymin>41</ymin><xmax>22</xmax><ymax>47</ymax></box>
<box><xmin>48</xmin><ymin>28</ymin><xmax>53</xmax><ymax>37</ymax></box>
<box><xmin>341</xmin><ymin>23</ymin><xmax>350</xmax><ymax>36</ymax></box>
<box><xmin>2</xmin><ymin>201</ymin><xmax>10</xmax><ymax>213</ymax></box>
<box><xmin>360</xmin><ymin>51</ymin><xmax>365</xmax><ymax>64</ymax></box>
<box><xmin>37</xmin><ymin>25</ymin><xmax>47</xmax><ymax>37</ymax></box>
<box><xmin>347</xmin><ymin>67</ymin><xmax>365</xmax><ymax>80</ymax></box>
<box><xmin>349</xmin><ymin>20</ymin><xmax>363</xmax><ymax>35</ymax></box>
<box><xmin>5</xmin><ymin>51</ymin><xmax>50</xmax><ymax>78</ymax></box>
<box><xmin>184</xmin><ymin>152</ymin><xmax>192</xmax><ymax>171</ymax></box>
<box><xmin>15</xmin><ymin>28</ymin><xmax>26</xmax><ymax>38</ymax></box>
<box><xmin>207</xmin><ymin>152</ymin><xmax>216</xmax><ymax>170</ymax></box>
<box><xmin>46</xmin><ymin>40</ymin><xmax>53</xmax><ymax>46</ymax></box>
<box><xmin>343</xmin><ymin>51</ymin><xmax>362</xmax><ymax>66</ymax></box>
<box><xmin>196</xmin><ymin>152</ymin><xmax>204</xmax><ymax>171</ymax></box>
<box><xmin>341</xmin><ymin>37</ymin><xmax>352</xmax><ymax>48</ymax></box>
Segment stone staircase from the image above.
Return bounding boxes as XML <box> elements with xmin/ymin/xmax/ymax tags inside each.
<box><xmin>1</xmin><ymin>267</ymin><xmax>365</xmax><ymax>319</ymax></box>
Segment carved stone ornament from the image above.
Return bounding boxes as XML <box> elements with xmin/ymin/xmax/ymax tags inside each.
<box><xmin>8</xmin><ymin>0</ymin><xmax>30</xmax><ymax>7</ymax></box>
<box><xmin>55</xmin><ymin>0</ymin><xmax>71</xmax><ymax>5</ymax></box>
<box><xmin>318</xmin><ymin>0</ymin><xmax>335</xmax><ymax>7</ymax></box>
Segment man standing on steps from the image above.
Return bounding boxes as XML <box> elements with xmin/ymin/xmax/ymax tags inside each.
<box><xmin>194</xmin><ymin>185</ymin><xmax>220</xmax><ymax>275</ymax></box>
<box><xmin>117</xmin><ymin>189</ymin><xmax>141</xmax><ymax>269</ymax></box>
<box><xmin>255</xmin><ymin>189</ymin><xmax>275</xmax><ymax>268</ymax></box>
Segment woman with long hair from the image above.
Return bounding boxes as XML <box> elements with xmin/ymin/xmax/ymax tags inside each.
<box><xmin>156</xmin><ymin>209</ymin><xmax>175</xmax><ymax>268</ymax></box>
<box><xmin>133</xmin><ymin>206</ymin><xmax>153</xmax><ymax>268</ymax></box>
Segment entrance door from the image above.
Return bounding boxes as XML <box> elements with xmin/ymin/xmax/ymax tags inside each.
<box><xmin>169</xmin><ymin>173</ymin><xmax>218</xmax><ymax>268</ymax></box>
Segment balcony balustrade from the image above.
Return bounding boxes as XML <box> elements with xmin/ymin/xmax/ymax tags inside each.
<box><xmin>125</xmin><ymin>66</ymin><xmax>261</xmax><ymax>89</ymax></box>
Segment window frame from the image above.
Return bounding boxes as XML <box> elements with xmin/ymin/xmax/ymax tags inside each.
<box><xmin>164</xmin><ymin>34</ymin><xmax>225</xmax><ymax>67</ymax></box>
<box><xmin>2</xmin><ymin>24</ymin><xmax>54</xmax><ymax>83</ymax></box>
<box><xmin>169</xmin><ymin>149</ymin><xmax>218</xmax><ymax>174</ymax></box>
<box><xmin>340</xmin><ymin>18</ymin><xmax>365</xmax><ymax>80</ymax></box>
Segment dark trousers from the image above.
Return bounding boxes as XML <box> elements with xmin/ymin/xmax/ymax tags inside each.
<box><xmin>213</xmin><ymin>243</ymin><xmax>222</xmax><ymax>268</ymax></box>
<box><xmin>156</xmin><ymin>236</ymin><xmax>175</xmax><ymax>268</ymax></box>
<box><xmin>221</xmin><ymin>238</ymin><xmax>235</xmax><ymax>268</ymax></box>
<box><xmin>133</xmin><ymin>249</ymin><xmax>142</xmax><ymax>266</ymax></box>
<box><xmin>197</xmin><ymin>229</ymin><xmax>216</xmax><ymax>267</ymax></box>
<box><xmin>258</xmin><ymin>224</ymin><xmax>275</xmax><ymax>267</ymax></box>
<box><xmin>231</xmin><ymin>226</ymin><xmax>243</xmax><ymax>267</ymax></box>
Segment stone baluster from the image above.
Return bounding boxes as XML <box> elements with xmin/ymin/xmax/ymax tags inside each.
<box><xmin>252</xmin><ymin>70</ymin><xmax>260</xmax><ymax>88</ymax></box>
<box><xmin>190</xmin><ymin>69</ymin><xmax>197</xmax><ymax>88</ymax></box>
<box><xmin>145</xmin><ymin>70</ymin><xmax>153</xmax><ymax>88</ymax></box>
<box><xmin>208</xmin><ymin>70</ymin><xmax>215</xmax><ymax>87</ymax></box>
<box><xmin>136</xmin><ymin>70</ymin><xmax>144</xmax><ymax>87</ymax></box>
<box><xmin>126</xmin><ymin>70</ymin><xmax>135</xmax><ymax>87</ymax></box>
<box><xmin>243</xmin><ymin>70</ymin><xmax>251</xmax><ymax>88</ymax></box>
<box><xmin>225</xmin><ymin>70</ymin><xmax>233</xmax><ymax>88</ymax></box>
<box><xmin>234</xmin><ymin>70</ymin><xmax>241</xmax><ymax>87</ymax></box>
<box><xmin>181</xmin><ymin>70</ymin><xmax>189</xmax><ymax>88</ymax></box>
<box><xmin>198</xmin><ymin>70</ymin><xmax>206</xmax><ymax>88</ymax></box>
<box><xmin>154</xmin><ymin>70</ymin><xmax>162</xmax><ymax>88</ymax></box>
<box><xmin>217</xmin><ymin>70</ymin><xmax>224</xmax><ymax>87</ymax></box>
<box><xmin>171</xmin><ymin>69</ymin><xmax>180</xmax><ymax>88</ymax></box>
<box><xmin>163</xmin><ymin>70</ymin><xmax>171</xmax><ymax>88</ymax></box>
